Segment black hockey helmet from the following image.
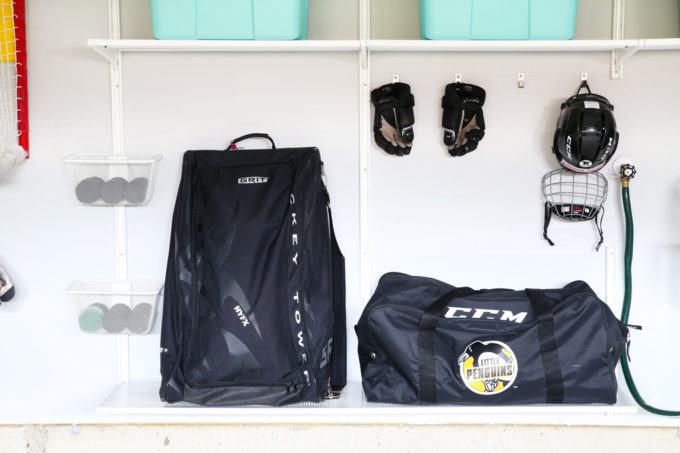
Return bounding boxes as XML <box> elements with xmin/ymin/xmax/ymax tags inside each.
<box><xmin>553</xmin><ymin>81</ymin><xmax>619</xmax><ymax>173</ymax></box>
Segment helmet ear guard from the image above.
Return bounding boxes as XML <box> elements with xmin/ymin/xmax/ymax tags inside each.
<box><xmin>552</xmin><ymin>81</ymin><xmax>619</xmax><ymax>173</ymax></box>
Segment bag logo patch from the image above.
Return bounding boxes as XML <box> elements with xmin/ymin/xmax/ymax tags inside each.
<box><xmin>238</xmin><ymin>176</ymin><xmax>268</xmax><ymax>184</ymax></box>
<box><xmin>458</xmin><ymin>340</ymin><xmax>517</xmax><ymax>395</ymax></box>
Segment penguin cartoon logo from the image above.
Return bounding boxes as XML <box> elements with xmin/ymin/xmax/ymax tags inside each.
<box><xmin>458</xmin><ymin>340</ymin><xmax>517</xmax><ymax>395</ymax></box>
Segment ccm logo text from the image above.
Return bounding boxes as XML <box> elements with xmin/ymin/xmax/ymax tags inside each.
<box><xmin>445</xmin><ymin>307</ymin><xmax>528</xmax><ymax>324</ymax></box>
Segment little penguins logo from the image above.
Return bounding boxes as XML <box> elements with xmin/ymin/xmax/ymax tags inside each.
<box><xmin>458</xmin><ymin>340</ymin><xmax>517</xmax><ymax>395</ymax></box>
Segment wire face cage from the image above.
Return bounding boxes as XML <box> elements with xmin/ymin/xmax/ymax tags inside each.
<box><xmin>542</xmin><ymin>169</ymin><xmax>608</xmax><ymax>221</ymax></box>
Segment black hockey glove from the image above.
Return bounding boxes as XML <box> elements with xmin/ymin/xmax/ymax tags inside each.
<box><xmin>442</xmin><ymin>82</ymin><xmax>486</xmax><ymax>157</ymax></box>
<box><xmin>371</xmin><ymin>82</ymin><xmax>415</xmax><ymax>156</ymax></box>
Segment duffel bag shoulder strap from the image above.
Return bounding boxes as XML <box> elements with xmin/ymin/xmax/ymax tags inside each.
<box><xmin>526</xmin><ymin>289</ymin><xmax>565</xmax><ymax>404</ymax></box>
<box><xmin>418</xmin><ymin>287</ymin><xmax>480</xmax><ymax>404</ymax></box>
<box><xmin>328</xmin><ymin>206</ymin><xmax>347</xmax><ymax>392</ymax></box>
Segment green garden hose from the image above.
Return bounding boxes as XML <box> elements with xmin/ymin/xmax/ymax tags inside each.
<box><xmin>619</xmin><ymin>164</ymin><xmax>680</xmax><ymax>416</ymax></box>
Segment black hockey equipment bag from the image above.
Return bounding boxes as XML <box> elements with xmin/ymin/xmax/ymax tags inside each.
<box><xmin>356</xmin><ymin>273</ymin><xmax>628</xmax><ymax>405</ymax></box>
<box><xmin>441</xmin><ymin>82</ymin><xmax>486</xmax><ymax>156</ymax></box>
<box><xmin>371</xmin><ymin>82</ymin><xmax>415</xmax><ymax>156</ymax></box>
<box><xmin>160</xmin><ymin>133</ymin><xmax>346</xmax><ymax>406</ymax></box>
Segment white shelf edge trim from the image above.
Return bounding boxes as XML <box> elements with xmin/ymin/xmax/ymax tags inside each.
<box><xmin>88</xmin><ymin>39</ymin><xmax>362</xmax><ymax>59</ymax></box>
<box><xmin>62</xmin><ymin>153</ymin><xmax>162</xmax><ymax>165</ymax></box>
<box><xmin>367</xmin><ymin>39</ymin><xmax>642</xmax><ymax>52</ymax></box>
<box><xmin>640</xmin><ymin>38</ymin><xmax>680</xmax><ymax>50</ymax></box>
<box><xmin>87</xmin><ymin>38</ymin><xmax>680</xmax><ymax>65</ymax></box>
<box><xmin>87</xmin><ymin>38</ymin><xmax>680</xmax><ymax>64</ymax></box>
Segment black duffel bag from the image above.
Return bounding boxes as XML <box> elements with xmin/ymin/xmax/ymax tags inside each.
<box><xmin>160</xmin><ymin>133</ymin><xmax>346</xmax><ymax>406</ymax></box>
<box><xmin>355</xmin><ymin>272</ymin><xmax>628</xmax><ymax>405</ymax></box>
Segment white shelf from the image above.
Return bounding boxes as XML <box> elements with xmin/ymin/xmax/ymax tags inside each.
<box><xmin>87</xmin><ymin>38</ymin><xmax>680</xmax><ymax>76</ymax></box>
<box><xmin>367</xmin><ymin>39</ymin><xmax>641</xmax><ymax>52</ymax></box>
<box><xmin>87</xmin><ymin>38</ymin><xmax>680</xmax><ymax>55</ymax></box>
<box><xmin>91</xmin><ymin>381</ymin><xmax>670</xmax><ymax>426</ymax></box>
<box><xmin>87</xmin><ymin>38</ymin><xmax>680</xmax><ymax>80</ymax></box>
<box><xmin>87</xmin><ymin>39</ymin><xmax>361</xmax><ymax>60</ymax></box>
<box><xmin>640</xmin><ymin>38</ymin><xmax>680</xmax><ymax>50</ymax></box>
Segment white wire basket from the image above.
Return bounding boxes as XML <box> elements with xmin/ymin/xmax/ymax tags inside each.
<box><xmin>63</xmin><ymin>154</ymin><xmax>162</xmax><ymax>206</ymax></box>
<box><xmin>67</xmin><ymin>280</ymin><xmax>164</xmax><ymax>335</ymax></box>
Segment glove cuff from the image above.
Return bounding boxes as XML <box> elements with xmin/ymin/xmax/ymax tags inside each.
<box><xmin>442</xmin><ymin>82</ymin><xmax>486</xmax><ymax>109</ymax></box>
<box><xmin>371</xmin><ymin>82</ymin><xmax>415</xmax><ymax>110</ymax></box>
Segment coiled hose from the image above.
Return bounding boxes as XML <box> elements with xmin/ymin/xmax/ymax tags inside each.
<box><xmin>619</xmin><ymin>165</ymin><xmax>680</xmax><ymax>416</ymax></box>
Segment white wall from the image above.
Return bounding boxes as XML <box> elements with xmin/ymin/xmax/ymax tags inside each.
<box><xmin>2</xmin><ymin>0</ymin><xmax>680</xmax><ymax>426</ymax></box>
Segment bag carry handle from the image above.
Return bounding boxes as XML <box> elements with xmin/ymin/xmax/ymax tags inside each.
<box><xmin>228</xmin><ymin>133</ymin><xmax>277</xmax><ymax>151</ymax></box>
<box><xmin>417</xmin><ymin>287</ymin><xmax>481</xmax><ymax>404</ymax></box>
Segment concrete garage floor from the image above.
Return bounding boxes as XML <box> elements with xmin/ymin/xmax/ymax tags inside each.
<box><xmin>0</xmin><ymin>424</ymin><xmax>679</xmax><ymax>453</ymax></box>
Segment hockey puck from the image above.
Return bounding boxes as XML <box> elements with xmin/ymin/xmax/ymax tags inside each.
<box><xmin>75</xmin><ymin>177</ymin><xmax>104</xmax><ymax>204</ymax></box>
<box><xmin>102</xmin><ymin>303</ymin><xmax>131</xmax><ymax>333</ymax></box>
<box><xmin>78</xmin><ymin>303</ymin><xmax>108</xmax><ymax>333</ymax></box>
<box><xmin>101</xmin><ymin>177</ymin><xmax>127</xmax><ymax>204</ymax></box>
<box><xmin>124</xmin><ymin>177</ymin><xmax>149</xmax><ymax>205</ymax></box>
<box><xmin>126</xmin><ymin>303</ymin><xmax>153</xmax><ymax>334</ymax></box>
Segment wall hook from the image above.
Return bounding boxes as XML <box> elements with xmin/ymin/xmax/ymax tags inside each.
<box><xmin>392</xmin><ymin>74</ymin><xmax>399</xmax><ymax>84</ymax></box>
<box><xmin>517</xmin><ymin>72</ymin><xmax>525</xmax><ymax>89</ymax></box>
<box><xmin>581</xmin><ymin>72</ymin><xmax>588</xmax><ymax>82</ymax></box>
<box><xmin>455</xmin><ymin>73</ymin><xmax>462</xmax><ymax>83</ymax></box>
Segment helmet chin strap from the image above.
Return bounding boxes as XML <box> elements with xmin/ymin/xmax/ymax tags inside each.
<box><xmin>542</xmin><ymin>202</ymin><xmax>605</xmax><ymax>251</ymax></box>
<box><xmin>595</xmin><ymin>207</ymin><xmax>605</xmax><ymax>252</ymax></box>
<box><xmin>543</xmin><ymin>202</ymin><xmax>556</xmax><ymax>247</ymax></box>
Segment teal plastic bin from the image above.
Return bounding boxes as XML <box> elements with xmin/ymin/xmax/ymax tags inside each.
<box><xmin>150</xmin><ymin>0</ymin><xmax>309</xmax><ymax>40</ymax></box>
<box><xmin>419</xmin><ymin>0</ymin><xmax>578</xmax><ymax>40</ymax></box>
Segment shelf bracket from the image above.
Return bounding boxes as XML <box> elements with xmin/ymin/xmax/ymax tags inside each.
<box><xmin>90</xmin><ymin>43</ymin><xmax>117</xmax><ymax>62</ymax></box>
<box><xmin>609</xmin><ymin>0</ymin><xmax>637</xmax><ymax>80</ymax></box>
<box><xmin>611</xmin><ymin>46</ymin><xmax>638</xmax><ymax>80</ymax></box>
